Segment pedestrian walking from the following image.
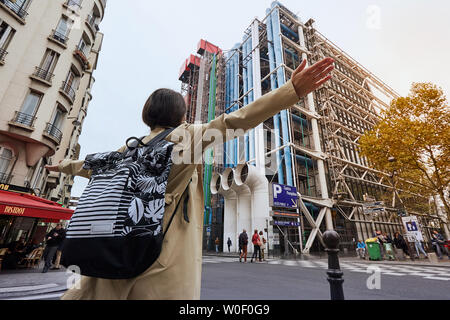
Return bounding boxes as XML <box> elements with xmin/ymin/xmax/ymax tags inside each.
<box><xmin>45</xmin><ymin>57</ymin><xmax>335</xmax><ymax>299</ymax></box>
<box><xmin>356</xmin><ymin>240</ymin><xmax>366</xmax><ymax>259</ymax></box>
<box><xmin>250</xmin><ymin>230</ymin><xmax>262</xmax><ymax>263</ymax></box>
<box><xmin>42</xmin><ymin>223</ymin><xmax>66</xmax><ymax>273</ymax></box>
<box><xmin>52</xmin><ymin>226</ymin><xmax>67</xmax><ymax>270</ymax></box>
<box><xmin>259</xmin><ymin>231</ymin><xmax>266</xmax><ymax>261</ymax></box>
<box><xmin>227</xmin><ymin>238</ymin><xmax>232</xmax><ymax>253</ymax></box>
<box><xmin>239</xmin><ymin>230</ymin><xmax>249</xmax><ymax>263</ymax></box>
<box><xmin>376</xmin><ymin>231</ymin><xmax>385</xmax><ymax>259</ymax></box>
<box><xmin>411</xmin><ymin>233</ymin><xmax>428</xmax><ymax>259</ymax></box>
<box><xmin>431</xmin><ymin>230</ymin><xmax>450</xmax><ymax>259</ymax></box>
<box><xmin>215</xmin><ymin>237</ymin><xmax>220</xmax><ymax>253</ymax></box>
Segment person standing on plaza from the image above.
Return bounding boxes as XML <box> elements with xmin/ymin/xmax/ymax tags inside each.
<box><xmin>250</xmin><ymin>230</ymin><xmax>261</xmax><ymax>263</ymax></box>
<box><xmin>376</xmin><ymin>231</ymin><xmax>385</xmax><ymax>260</ymax></box>
<box><xmin>215</xmin><ymin>237</ymin><xmax>220</xmax><ymax>253</ymax></box>
<box><xmin>46</xmin><ymin>57</ymin><xmax>335</xmax><ymax>299</ymax></box>
<box><xmin>227</xmin><ymin>238</ymin><xmax>232</xmax><ymax>253</ymax></box>
<box><xmin>259</xmin><ymin>231</ymin><xmax>267</xmax><ymax>261</ymax></box>
<box><xmin>411</xmin><ymin>233</ymin><xmax>428</xmax><ymax>259</ymax></box>
<box><xmin>394</xmin><ymin>232</ymin><xmax>410</xmax><ymax>257</ymax></box>
<box><xmin>239</xmin><ymin>230</ymin><xmax>249</xmax><ymax>263</ymax></box>
<box><xmin>42</xmin><ymin>223</ymin><xmax>66</xmax><ymax>273</ymax></box>
<box><xmin>356</xmin><ymin>240</ymin><xmax>366</xmax><ymax>259</ymax></box>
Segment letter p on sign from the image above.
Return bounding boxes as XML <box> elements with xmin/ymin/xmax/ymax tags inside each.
<box><xmin>274</xmin><ymin>185</ymin><xmax>283</xmax><ymax>198</ymax></box>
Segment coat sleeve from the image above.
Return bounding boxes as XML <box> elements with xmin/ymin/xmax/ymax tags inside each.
<box><xmin>57</xmin><ymin>145</ymin><xmax>128</xmax><ymax>179</ymax></box>
<box><xmin>193</xmin><ymin>80</ymin><xmax>300</xmax><ymax>151</ymax></box>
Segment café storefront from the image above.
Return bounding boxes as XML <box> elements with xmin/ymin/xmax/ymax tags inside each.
<box><xmin>0</xmin><ymin>187</ymin><xmax>73</xmax><ymax>247</ymax></box>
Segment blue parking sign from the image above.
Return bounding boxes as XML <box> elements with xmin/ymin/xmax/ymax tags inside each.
<box><xmin>270</xmin><ymin>183</ymin><xmax>298</xmax><ymax>209</ymax></box>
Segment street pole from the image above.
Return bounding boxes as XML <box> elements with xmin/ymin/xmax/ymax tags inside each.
<box><xmin>323</xmin><ymin>230</ymin><xmax>345</xmax><ymax>300</ymax></box>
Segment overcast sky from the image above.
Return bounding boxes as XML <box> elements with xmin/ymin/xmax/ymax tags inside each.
<box><xmin>70</xmin><ymin>0</ymin><xmax>450</xmax><ymax>197</ymax></box>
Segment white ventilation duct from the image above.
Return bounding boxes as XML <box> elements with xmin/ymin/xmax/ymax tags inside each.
<box><xmin>222</xmin><ymin>168</ymin><xmax>252</xmax><ymax>252</ymax></box>
<box><xmin>211</xmin><ymin>172</ymin><xmax>238</xmax><ymax>253</ymax></box>
<box><xmin>235</xmin><ymin>164</ymin><xmax>271</xmax><ymax>248</ymax></box>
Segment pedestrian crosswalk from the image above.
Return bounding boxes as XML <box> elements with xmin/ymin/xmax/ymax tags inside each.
<box><xmin>202</xmin><ymin>256</ymin><xmax>450</xmax><ymax>282</ymax></box>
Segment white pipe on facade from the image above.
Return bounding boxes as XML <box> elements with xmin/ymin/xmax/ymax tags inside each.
<box><xmin>211</xmin><ymin>172</ymin><xmax>239</xmax><ymax>253</ymax></box>
<box><xmin>234</xmin><ymin>164</ymin><xmax>272</xmax><ymax>251</ymax></box>
<box><xmin>222</xmin><ymin>168</ymin><xmax>253</xmax><ymax>252</ymax></box>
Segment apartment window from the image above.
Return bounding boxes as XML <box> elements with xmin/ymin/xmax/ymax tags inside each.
<box><xmin>0</xmin><ymin>20</ymin><xmax>15</xmax><ymax>63</ymax></box>
<box><xmin>32</xmin><ymin>49</ymin><xmax>59</xmax><ymax>83</ymax></box>
<box><xmin>15</xmin><ymin>91</ymin><xmax>42</xmax><ymax>127</ymax></box>
<box><xmin>65</xmin><ymin>0</ymin><xmax>82</xmax><ymax>9</ymax></box>
<box><xmin>1</xmin><ymin>0</ymin><xmax>31</xmax><ymax>19</ymax></box>
<box><xmin>77</xmin><ymin>37</ymin><xmax>90</xmax><ymax>57</ymax></box>
<box><xmin>0</xmin><ymin>147</ymin><xmax>13</xmax><ymax>183</ymax></box>
<box><xmin>61</xmin><ymin>67</ymin><xmax>80</xmax><ymax>103</ymax></box>
<box><xmin>45</xmin><ymin>106</ymin><xmax>65</xmax><ymax>143</ymax></box>
<box><xmin>52</xmin><ymin>16</ymin><xmax>71</xmax><ymax>44</ymax></box>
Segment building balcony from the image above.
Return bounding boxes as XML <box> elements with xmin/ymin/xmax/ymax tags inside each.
<box><xmin>0</xmin><ymin>0</ymin><xmax>29</xmax><ymax>24</ymax></box>
<box><xmin>73</xmin><ymin>46</ymin><xmax>90</xmax><ymax>71</ymax></box>
<box><xmin>86</xmin><ymin>14</ymin><xmax>99</xmax><ymax>38</ymax></box>
<box><xmin>9</xmin><ymin>111</ymin><xmax>37</xmax><ymax>131</ymax></box>
<box><xmin>43</xmin><ymin>123</ymin><xmax>63</xmax><ymax>145</ymax></box>
<box><xmin>63</xmin><ymin>0</ymin><xmax>82</xmax><ymax>10</ymax></box>
<box><xmin>0</xmin><ymin>48</ymin><xmax>7</xmax><ymax>65</ymax></box>
<box><xmin>0</xmin><ymin>172</ymin><xmax>13</xmax><ymax>184</ymax></box>
<box><xmin>49</xmin><ymin>29</ymin><xmax>69</xmax><ymax>48</ymax></box>
<box><xmin>30</xmin><ymin>67</ymin><xmax>55</xmax><ymax>86</ymax></box>
<box><xmin>59</xmin><ymin>81</ymin><xmax>76</xmax><ymax>104</ymax></box>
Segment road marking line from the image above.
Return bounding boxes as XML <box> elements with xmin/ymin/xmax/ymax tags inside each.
<box><xmin>423</xmin><ymin>276</ymin><xmax>450</xmax><ymax>281</ymax></box>
<box><xmin>380</xmin><ymin>272</ymin><xmax>407</xmax><ymax>276</ymax></box>
<box><xmin>0</xmin><ymin>283</ymin><xmax>59</xmax><ymax>294</ymax></box>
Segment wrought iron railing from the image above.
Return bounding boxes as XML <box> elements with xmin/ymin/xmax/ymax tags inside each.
<box><xmin>0</xmin><ymin>0</ymin><xmax>29</xmax><ymax>19</ymax></box>
<box><xmin>0</xmin><ymin>48</ymin><xmax>7</xmax><ymax>62</ymax></box>
<box><xmin>51</xmin><ymin>29</ymin><xmax>69</xmax><ymax>45</ymax></box>
<box><xmin>44</xmin><ymin>123</ymin><xmax>63</xmax><ymax>144</ymax></box>
<box><xmin>11</xmin><ymin>111</ymin><xmax>37</xmax><ymax>128</ymax></box>
<box><xmin>0</xmin><ymin>172</ymin><xmax>12</xmax><ymax>184</ymax></box>
<box><xmin>32</xmin><ymin>67</ymin><xmax>55</xmax><ymax>83</ymax></box>
<box><xmin>86</xmin><ymin>14</ymin><xmax>99</xmax><ymax>32</ymax></box>
<box><xmin>60</xmin><ymin>81</ymin><xmax>76</xmax><ymax>102</ymax></box>
<box><xmin>65</xmin><ymin>0</ymin><xmax>82</xmax><ymax>9</ymax></box>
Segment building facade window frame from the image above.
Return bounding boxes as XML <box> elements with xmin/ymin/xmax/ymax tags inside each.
<box><xmin>31</xmin><ymin>49</ymin><xmax>60</xmax><ymax>86</ymax></box>
<box><xmin>0</xmin><ymin>19</ymin><xmax>15</xmax><ymax>64</ymax></box>
<box><xmin>0</xmin><ymin>0</ymin><xmax>32</xmax><ymax>24</ymax></box>
<box><xmin>0</xmin><ymin>146</ymin><xmax>15</xmax><ymax>184</ymax></box>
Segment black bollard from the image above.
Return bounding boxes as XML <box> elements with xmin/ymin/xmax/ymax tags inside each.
<box><xmin>323</xmin><ymin>230</ymin><xmax>345</xmax><ymax>300</ymax></box>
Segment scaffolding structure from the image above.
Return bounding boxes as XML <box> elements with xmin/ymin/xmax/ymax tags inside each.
<box><xmin>180</xmin><ymin>2</ymin><xmax>446</xmax><ymax>254</ymax></box>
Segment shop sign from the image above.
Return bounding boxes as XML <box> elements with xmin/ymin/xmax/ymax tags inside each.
<box><xmin>1</xmin><ymin>205</ymin><xmax>26</xmax><ymax>216</ymax></box>
<box><xmin>0</xmin><ymin>183</ymin><xmax>32</xmax><ymax>194</ymax></box>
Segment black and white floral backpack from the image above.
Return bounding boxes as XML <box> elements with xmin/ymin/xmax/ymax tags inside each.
<box><xmin>61</xmin><ymin>129</ymin><xmax>189</xmax><ymax>279</ymax></box>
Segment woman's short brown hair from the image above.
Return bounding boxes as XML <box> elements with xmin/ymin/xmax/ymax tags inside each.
<box><xmin>142</xmin><ymin>88</ymin><xmax>186</xmax><ymax>129</ymax></box>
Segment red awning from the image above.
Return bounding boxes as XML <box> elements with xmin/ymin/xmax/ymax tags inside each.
<box><xmin>0</xmin><ymin>190</ymin><xmax>73</xmax><ymax>221</ymax></box>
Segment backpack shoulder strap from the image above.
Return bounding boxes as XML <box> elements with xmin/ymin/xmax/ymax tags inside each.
<box><xmin>125</xmin><ymin>128</ymin><xmax>176</xmax><ymax>153</ymax></box>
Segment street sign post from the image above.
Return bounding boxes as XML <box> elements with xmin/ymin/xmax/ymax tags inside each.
<box><xmin>402</xmin><ymin>215</ymin><xmax>423</xmax><ymax>242</ymax></box>
<box><xmin>269</xmin><ymin>183</ymin><xmax>298</xmax><ymax>209</ymax></box>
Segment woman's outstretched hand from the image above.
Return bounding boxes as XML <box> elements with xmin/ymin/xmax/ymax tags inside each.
<box><xmin>291</xmin><ymin>57</ymin><xmax>335</xmax><ymax>99</ymax></box>
<box><xmin>45</xmin><ymin>161</ymin><xmax>62</xmax><ymax>172</ymax></box>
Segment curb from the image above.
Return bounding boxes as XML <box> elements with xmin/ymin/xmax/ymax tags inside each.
<box><xmin>0</xmin><ymin>284</ymin><xmax>67</xmax><ymax>300</ymax></box>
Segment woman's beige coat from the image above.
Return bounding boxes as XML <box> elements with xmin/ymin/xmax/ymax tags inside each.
<box><xmin>60</xmin><ymin>80</ymin><xmax>299</xmax><ymax>300</ymax></box>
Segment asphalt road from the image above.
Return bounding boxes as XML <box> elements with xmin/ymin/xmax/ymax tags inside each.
<box><xmin>200</xmin><ymin>258</ymin><xmax>450</xmax><ymax>300</ymax></box>
<box><xmin>1</xmin><ymin>257</ymin><xmax>449</xmax><ymax>300</ymax></box>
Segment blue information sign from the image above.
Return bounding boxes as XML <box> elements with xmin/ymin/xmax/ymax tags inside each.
<box><xmin>273</xmin><ymin>220</ymin><xmax>300</xmax><ymax>227</ymax></box>
<box><xmin>270</xmin><ymin>183</ymin><xmax>298</xmax><ymax>209</ymax></box>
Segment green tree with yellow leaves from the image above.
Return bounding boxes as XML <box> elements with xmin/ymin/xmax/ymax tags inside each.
<box><xmin>359</xmin><ymin>82</ymin><xmax>450</xmax><ymax>222</ymax></box>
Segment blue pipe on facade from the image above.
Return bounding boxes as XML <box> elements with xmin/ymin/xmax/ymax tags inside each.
<box><xmin>266</xmin><ymin>8</ymin><xmax>284</xmax><ymax>184</ymax></box>
<box><xmin>271</xmin><ymin>3</ymin><xmax>294</xmax><ymax>186</ymax></box>
<box><xmin>247</xmin><ymin>37</ymin><xmax>256</xmax><ymax>164</ymax></box>
<box><xmin>242</xmin><ymin>38</ymin><xmax>250</xmax><ymax>162</ymax></box>
<box><xmin>224</xmin><ymin>53</ymin><xmax>231</xmax><ymax>168</ymax></box>
<box><xmin>229</xmin><ymin>50</ymin><xmax>236</xmax><ymax>167</ymax></box>
<box><xmin>295</xmin><ymin>155</ymin><xmax>314</xmax><ymax>168</ymax></box>
<box><xmin>280</xmin><ymin>23</ymin><xmax>299</xmax><ymax>42</ymax></box>
<box><xmin>233</xmin><ymin>46</ymin><xmax>240</xmax><ymax>166</ymax></box>
<box><xmin>291</xmin><ymin>114</ymin><xmax>308</xmax><ymax>128</ymax></box>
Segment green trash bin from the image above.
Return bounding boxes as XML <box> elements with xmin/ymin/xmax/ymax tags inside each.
<box><xmin>366</xmin><ymin>242</ymin><xmax>382</xmax><ymax>261</ymax></box>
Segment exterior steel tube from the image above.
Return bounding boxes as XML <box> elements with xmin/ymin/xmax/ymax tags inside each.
<box><xmin>247</xmin><ymin>37</ymin><xmax>256</xmax><ymax>163</ymax></box>
<box><xmin>223</xmin><ymin>168</ymin><xmax>252</xmax><ymax>251</ymax></box>
<box><xmin>271</xmin><ymin>3</ymin><xmax>294</xmax><ymax>186</ymax></box>
<box><xmin>266</xmin><ymin>8</ymin><xmax>284</xmax><ymax>184</ymax></box>
<box><xmin>235</xmin><ymin>164</ymin><xmax>272</xmax><ymax>251</ymax></box>
<box><xmin>242</xmin><ymin>38</ymin><xmax>250</xmax><ymax>162</ymax></box>
<box><xmin>211</xmin><ymin>173</ymin><xmax>238</xmax><ymax>253</ymax></box>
